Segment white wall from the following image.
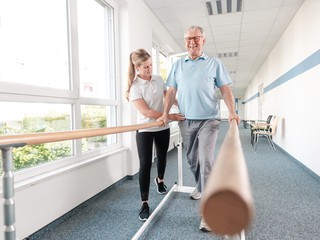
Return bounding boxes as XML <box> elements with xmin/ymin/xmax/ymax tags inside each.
<box><xmin>244</xmin><ymin>0</ymin><xmax>320</xmax><ymax>176</ymax></box>
<box><xmin>0</xmin><ymin>0</ymin><xmax>183</xmax><ymax>238</ymax></box>
<box><xmin>1</xmin><ymin>149</ymin><xmax>128</xmax><ymax>238</ymax></box>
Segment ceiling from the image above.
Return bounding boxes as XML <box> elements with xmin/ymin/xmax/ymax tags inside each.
<box><xmin>142</xmin><ymin>0</ymin><xmax>305</xmax><ymax>98</ymax></box>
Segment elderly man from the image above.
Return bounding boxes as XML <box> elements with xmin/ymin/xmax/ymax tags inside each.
<box><xmin>159</xmin><ymin>25</ymin><xmax>239</xmax><ymax>232</ymax></box>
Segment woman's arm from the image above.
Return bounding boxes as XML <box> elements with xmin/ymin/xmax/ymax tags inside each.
<box><xmin>132</xmin><ymin>98</ymin><xmax>163</xmax><ymax>119</ymax></box>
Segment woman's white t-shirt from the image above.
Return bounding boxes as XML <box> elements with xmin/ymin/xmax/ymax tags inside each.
<box><xmin>130</xmin><ymin>75</ymin><xmax>169</xmax><ymax>132</ymax></box>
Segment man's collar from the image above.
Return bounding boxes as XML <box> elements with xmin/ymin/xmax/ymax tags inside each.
<box><xmin>184</xmin><ymin>53</ymin><xmax>207</xmax><ymax>62</ymax></box>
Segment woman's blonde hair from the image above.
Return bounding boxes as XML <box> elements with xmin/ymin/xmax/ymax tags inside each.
<box><xmin>125</xmin><ymin>48</ymin><xmax>151</xmax><ymax>101</ymax></box>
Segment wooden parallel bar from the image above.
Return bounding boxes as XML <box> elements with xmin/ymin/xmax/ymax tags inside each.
<box><xmin>201</xmin><ymin>119</ymin><xmax>254</xmax><ymax>235</ymax></box>
<box><xmin>0</xmin><ymin>121</ymin><xmax>163</xmax><ymax>147</ymax></box>
<box><xmin>0</xmin><ymin>121</ymin><xmax>163</xmax><ymax>240</ymax></box>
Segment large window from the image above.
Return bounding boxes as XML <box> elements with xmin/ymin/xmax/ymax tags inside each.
<box><xmin>0</xmin><ymin>0</ymin><xmax>69</xmax><ymax>89</ymax></box>
<box><xmin>0</xmin><ymin>0</ymin><xmax>118</xmax><ymax>173</ymax></box>
<box><xmin>152</xmin><ymin>44</ymin><xmax>169</xmax><ymax>81</ymax></box>
<box><xmin>78</xmin><ymin>0</ymin><xmax>116</xmax><ymax>100</ymax></box>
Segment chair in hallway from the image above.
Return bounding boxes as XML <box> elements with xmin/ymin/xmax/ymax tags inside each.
<box><xmin>250</xmin><ymin>114</ymin><xmax>273</xmax><ymax>146</ymax></box>
<box><xmin>252</xmin><ymin>116</ymin><xmax>279</xmax><ymax>152</ymax></box>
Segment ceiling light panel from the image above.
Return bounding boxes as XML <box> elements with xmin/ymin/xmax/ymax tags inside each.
<box><xmin>206</xmin><ymin>0</ymin><xmax>242</xmax><ymax>15</ymax></box>
<box><xmin>218</xmin><ymin>52</ymin><xmax>238</xmax><ymax>58</ymax></box>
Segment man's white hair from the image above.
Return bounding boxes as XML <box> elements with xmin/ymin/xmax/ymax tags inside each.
<box><xmin>184</xmin><ymin>26</ymin><xmax>206</xmax><ymax>38</ymax></box>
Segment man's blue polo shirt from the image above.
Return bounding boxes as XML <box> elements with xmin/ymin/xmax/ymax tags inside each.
<box><xmin>166</xmin><ymin>53</ymin><xmax>232</xmax><ymax>120</ymax></box>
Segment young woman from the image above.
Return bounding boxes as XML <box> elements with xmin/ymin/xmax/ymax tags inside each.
<box><xmin>126</xmin><ymin>49</ymin><xmax>184</xmax><ymax>221</ymax></box>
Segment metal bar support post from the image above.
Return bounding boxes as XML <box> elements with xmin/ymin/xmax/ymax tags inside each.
<box><xmin>1</xmin><ymin>146</ymin><xmax>16</xmax><ymax>240</ymax></box>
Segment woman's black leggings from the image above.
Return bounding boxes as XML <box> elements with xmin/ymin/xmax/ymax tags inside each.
<box><xmin>136</xmin><ymin>128</ymin><xmax>170</xmax><ymax>201</ymax></box>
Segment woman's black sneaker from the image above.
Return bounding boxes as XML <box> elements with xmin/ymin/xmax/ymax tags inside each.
<box><xmin>139</xmin><ymin>202</ymin><xmax>150</xmax><ymax>221</ymax></box>
<box><xmin>154</xmin><ymin>177</ymin><xmax>167</xmax><ymax>194</ymax></box>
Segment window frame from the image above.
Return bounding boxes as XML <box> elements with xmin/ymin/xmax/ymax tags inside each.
<box><xmin>0</xmin><ymin>0</ymin><xmax>121</xmax><ymax>183</ymax></box>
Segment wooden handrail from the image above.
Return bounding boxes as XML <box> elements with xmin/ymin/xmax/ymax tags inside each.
<box><xmin>0</xmin><ymin>120</ymin><xmax>164</xmax><ymax>240</ymax></box>
<box><xmin>0</xmin><ymin>121</ymin><xmax>163</xmax><ymax>147</ymax></box>
<box><xmin>201</xmin><ymin>119</ymin><xmax>254</xmax><ymax>235</ymax></box>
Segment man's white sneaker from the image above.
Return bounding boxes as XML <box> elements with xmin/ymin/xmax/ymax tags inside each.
<box><xmin>199</xmin><ymin>218</ymin><xmax>212</xmax><ymax>232</ymax></box>
<box><xmin>224</xmin><ymin>234</ymin><xmax>242</xmax><ymax>240</ymax></box>
<box><xmin>190</xmin><ymin>188</ymin><xmax>201</xmax><ymax>200</ymax></box>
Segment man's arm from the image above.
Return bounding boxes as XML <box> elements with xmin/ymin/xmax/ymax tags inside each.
<box><xmin>219</xmin><ymin>85</ymin><xmax>240</xmax><ymax>124</ymax></box>
<box><xmin>158</xmin><ymin>86</ymin><xmax>179</xmax><ymax>125</ymax></box>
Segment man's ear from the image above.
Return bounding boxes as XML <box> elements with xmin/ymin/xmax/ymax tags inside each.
<box><xmin>203</xmin><ymin>37</ymin><xmax>206</xmax><ymax>45</ymax></box>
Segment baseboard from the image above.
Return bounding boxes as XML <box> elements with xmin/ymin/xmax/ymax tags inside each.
<box><xmin>275</xmin><ymin>143</ymin><xmax>320</xmax><ymax>182</ymax></box>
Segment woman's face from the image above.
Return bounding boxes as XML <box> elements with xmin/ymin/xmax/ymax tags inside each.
<box><xmin>136</xmin><ymin>58</ymin><xmax>152</xmax><ymax>80</ymax></box>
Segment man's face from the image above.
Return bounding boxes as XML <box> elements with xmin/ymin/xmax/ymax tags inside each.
<box><xmin>184</xmin><ymin>29</ymin><xmax>206</xmax><ymax>59</ymax></box>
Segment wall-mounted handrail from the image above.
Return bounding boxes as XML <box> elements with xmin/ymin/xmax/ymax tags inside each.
<box><xmin>0</xmin><ymin>121</ymin><xmax>163</xmax><ymax>240</ymax></box>
<box><xmin>0</xmin><ymin>121</ymin><xmax>163</xmax><ymax>147</ymax></box>
<box><xmin>201</xmin><ymin>119</ymin><xmax>254</xmax><ymax>236</ymax></box>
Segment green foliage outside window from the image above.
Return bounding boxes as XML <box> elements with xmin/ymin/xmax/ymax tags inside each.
<box><xmin>0</xmin><ymin>113</ymin><xmax>72</xmax><ymax>172</ymax></box>
<box><xmin>0</xmin><ymin>106</ymin><xmax>110</xmax><ymax>173</ymax></box>
<box><xmin>81</xmin><ymin>105</ymin><xmax>108</xmax><ymax>151</ymax></box>
<box><xmin>12</xmin><ymin>143</ymin><xmax>71</xmax><ymax>170</ymax></box>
